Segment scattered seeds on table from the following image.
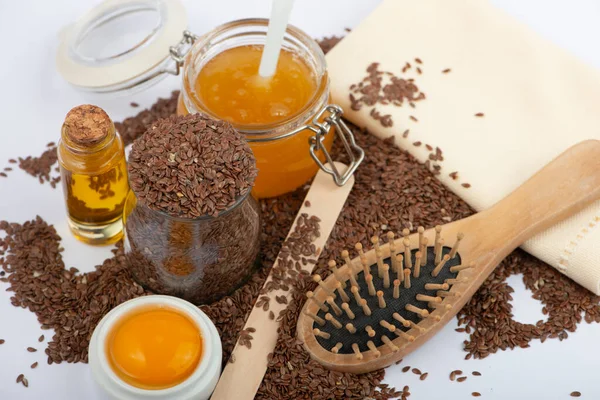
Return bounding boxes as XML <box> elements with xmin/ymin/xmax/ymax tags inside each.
<box><xmin>450</xmin><ymin>370</ymin><xmax>463</xmax><ymax>381</ymax></box>
<box><xmin>17</xmin><ymin>146</ymin><xmax>59</xmax><ymax>185</ymax></box>
<box><xmin>316</xmin><ymin>35</ymin><xmax>344</xmax><ymax>55</ymax></box>
<box><xmin>0</xmin><ymin>35</ymin><xmax>598</xmax><ymax>400</ymax></box>
<box><xmin>115</xmin><ymin>91</ymin><xmax>179</xmax><ymax>147</ymax></box>
<box><xmin>349</xmin><ymin>62</ymin><xmax>426</xmax><ymax>128</ymax></box>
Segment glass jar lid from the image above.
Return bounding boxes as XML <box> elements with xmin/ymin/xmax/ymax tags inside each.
<box><xmin>56</xmin><ymin>0</ymin><xmax>188</xmax><ymax>94</ymax></box>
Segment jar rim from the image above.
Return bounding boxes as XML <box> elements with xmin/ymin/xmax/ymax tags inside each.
<box><xmin>181</xmin><ymin>18</ymin><xmax>329</xmax><ymax>140</ymax></box>
<box><xmin>127</xmin><ymin>188</ymin><xmax>253</xmax><ymax>222</ymax></box>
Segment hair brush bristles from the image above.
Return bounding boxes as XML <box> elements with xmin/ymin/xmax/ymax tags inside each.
<box><xmin>301</xmin><ymin>226</ymin><xmax>468</xmax><ymax>367</ymax></box>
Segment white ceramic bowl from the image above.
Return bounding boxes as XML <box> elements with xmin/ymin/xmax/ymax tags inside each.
<box><xmin>89</xmin><ymin>295</ymin><xmax>221</xmax><ymax>400</ymax></box>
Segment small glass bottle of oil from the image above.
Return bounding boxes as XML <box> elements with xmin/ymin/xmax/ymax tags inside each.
<box><xmin>57</xmin><ymin>105</ymin><xmax>129</xmax><ymax>245</ymax></box>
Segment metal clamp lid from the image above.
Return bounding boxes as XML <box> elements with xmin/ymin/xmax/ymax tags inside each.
<box><xmin>245</xmin><ymin>104</ymin><xmax>364</xmax><ymax>186</ymax></box>
<box><xmin>167</xmin><ymin>30</ymin><xmax>198</xmax><ymax>75</ymax></box>
<box><xmin>308</xmin><ymin>105</ymin><xmax>364</xmax><ymax>186</ymax></box>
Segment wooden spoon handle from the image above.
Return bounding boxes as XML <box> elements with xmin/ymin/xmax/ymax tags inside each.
<box><xmin>484</xmin><ymin>139</ymin><xmax>600</xmax><ymax>250</ymax></box>
<box><xmin>210</xmin><ymin>163</ymin><xmax>354</xmax><ymax>400</ymax></box>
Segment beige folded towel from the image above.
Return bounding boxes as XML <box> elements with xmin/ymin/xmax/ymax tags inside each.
<box><xmin>326</xmin><ymin>0</ymin><xmax>600</xmax><ymax>294</ymax></box>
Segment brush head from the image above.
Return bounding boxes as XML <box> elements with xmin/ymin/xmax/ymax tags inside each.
<box><xmin>312</xmin><ymin>245</ymin><xmax>460</xmax><ymax>355</ymax></box>
<box><xmin>298</xmin><ymin>226</ymin><xmax>469</xmax><ymax>373</ymax></box>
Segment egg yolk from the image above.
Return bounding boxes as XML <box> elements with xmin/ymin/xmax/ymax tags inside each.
<box><xmin>106</xmin><ymin>307</ymin><xmax>202</xmax><ymax>390</ymax></box>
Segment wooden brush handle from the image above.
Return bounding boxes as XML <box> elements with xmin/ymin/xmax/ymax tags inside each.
<box><xmin>484</xmin><ymin>139</ymin><xmax>600</xmax><ymax>249</ymax></box>
<box><xmin>297</xmin><ymin>141</ymin><xmax>600</xmax><ymax>374</ymax></box>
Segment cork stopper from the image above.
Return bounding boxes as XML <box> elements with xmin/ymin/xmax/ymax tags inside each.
<box><xmin>63</xmin><ymin>105</ymin><xmax>112</xmax><ymax>147</ymax></box>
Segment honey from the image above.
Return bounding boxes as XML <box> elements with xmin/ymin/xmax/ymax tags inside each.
<box><xmin>179</xmin><ymin>42</ymin><xmax>335</xmax><ymax>198</ymax></box>
<box><xmin>58</xmin><ymin>105</ymin><xmax>129</xmax><ymax>245</ymax></box>
<box><xmin>195</xmin><ymin>45</ymin><xmax>316</xmax><ymax>126</ymax></box>
<box><xmin>106</xmin><ymin>305</ymin><xmax>203</xmax><ymax>390</ymax></box>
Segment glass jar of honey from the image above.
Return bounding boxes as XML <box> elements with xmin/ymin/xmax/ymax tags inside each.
<box><xmin>175</xmin><ymin>20</ymin><xmax>363</xmax><ymax>198</ymax></box>
<box><xmin>56</xmin><ymin>2</ymin><xmax>363</xmax><ymax>198</ymax></box>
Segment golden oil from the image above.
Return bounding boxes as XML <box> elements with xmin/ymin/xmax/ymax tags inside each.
<box><xmin>58</xmin><ymin>105</ymin><xmax>129</xmax><ymax>245</ymax></box>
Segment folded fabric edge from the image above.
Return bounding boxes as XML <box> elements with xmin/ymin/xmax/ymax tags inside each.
<box><xmin>522</xmin><ymin>210</ymin><xmax>600</xmax><ymax>295</ymax></box>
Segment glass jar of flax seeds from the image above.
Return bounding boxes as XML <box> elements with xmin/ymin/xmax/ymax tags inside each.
<box><xmin>58</xmin><ymin>105</ymin><xmax>129</xmax><ymax>245</ymax></box>
<box><xmin>56</xmin><ymin>0</ymin><xmax>363</xmax><ymax>199</ymax></box>
<box><xmin>122</xmin><ymin>113</ymin><xmax>261</xmax><ymax>305</ymax></box>
<box><xmin>122</xmin><ymin>191</ymin><xmax>261</xmax><ymax>305</ymax></box>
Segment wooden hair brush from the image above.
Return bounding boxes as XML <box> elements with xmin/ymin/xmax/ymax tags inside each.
<box><xmin>297</xmin><ymin>140</ymin><xmax>600</xmax><ymax>373</ymax></box>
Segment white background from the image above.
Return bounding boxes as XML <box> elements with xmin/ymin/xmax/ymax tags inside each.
<box><xmin>1</xmin><ymin>0</ymin><xmax>600</xmax><ymax>399</ymax></box>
